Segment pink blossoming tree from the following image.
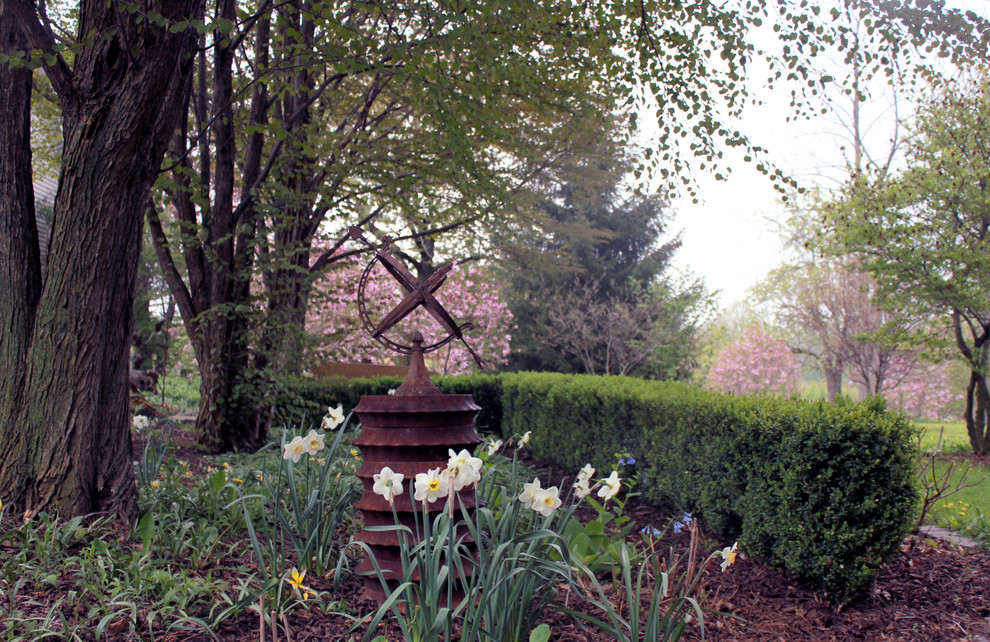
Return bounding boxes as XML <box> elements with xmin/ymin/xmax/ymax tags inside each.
<box><xmin>706</xmin><ymin>325</ymin><xmax>801</xmax><ymax>397</ymax></box>
<box><xmin>886</xmin><ymin>361</ymin><xmax>963</xmax><ymax>421</ymax></box>
<box><xmin>305</xmin><ymin>258</ymin><xmax>513</xmax><ymax>376</ymax></box>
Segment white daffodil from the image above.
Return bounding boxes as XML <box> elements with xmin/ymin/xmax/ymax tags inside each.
<box><xmin>532</xmin><ymin>486</ymin><xmax>562</xmax><ymax>517</ymax></box>
<box><xmin>719</xmin><ymin>542</ymin><xmax>738</xmax><ymax>572</ymax></box>
<box><xmin>573</xmin><ymin>477</ymin><xmax>592</xmax><ymax>499</ymax></box>
<box><xmin>303</xmin><ymin>429</ymin><xmax>325</xmax><ymax>454</ymax></box>
<box><xmin>577</xmin><ymin>464</ymin><xmax>595</xmax><ymax>483</ymax></box>
<box><xmin>519</xmin><ymin>431</ymin><xmax>532</xmax><ymax>447</ymax></box>
<box><xmin>517</xmin><ymin>478</ymin><xmax>542</xmax><ymax>509</ymax></box>
<box><xmin>486</xmin><ymin>439</ymin><xmax>503</xmax><ymax>456</ymax></box>
<box><xmin>321</xmin><ymin>404</ymin><xmax>345</xmax><ymax>431</ymax></box>
<box><xmin>597</xmin><ymin>470</ymin><xmax>621</xmax><ymax>502</ymax></box>
<box><xmin>372</xmin><ymin>466</ymin><xmax>404</xmax><ymax>503</ymax></box>
<box><xmin>446</xmin><ymin>448</ymin><xmax>483</xmax><ymax>491</ymax></box>
<box><xmin>413</xmin><ymin>468</ymin><xmax>449</xmax><ymax>503</ymax></box>
<box><xmin>283</xmin><ymin>436</ymin><xmax>308</xmax><ymax>463</ymax></box>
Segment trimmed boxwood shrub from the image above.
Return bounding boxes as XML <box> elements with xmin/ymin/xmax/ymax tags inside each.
<box><xmin>436</xmin><ymin>374</ymin><xmax>503</xmax><ymax>435</ymax></box>
<box><xmin>644</xmin><ymin>393</ymin><xmax>917</xmax><ymax>602</ymax></box>
<box><xmin>737</xmin><ymin>398</ymin><xmax>917</xmax><ymax>603</ymax></box>
<box><xmin>503</xmin><ymin>372</ymin><xmax>916</xmax><ymax>603</ymax></box>
<box><xmin>500</xmin><ymin>372</ymin><xmax>706</xmax><ymax>473</ymax></box>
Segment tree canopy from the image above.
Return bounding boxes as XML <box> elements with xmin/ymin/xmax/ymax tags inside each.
<box><xmin>829</xmin><ymin>70</ymin><xmax>990</xmax><ymax>452</ymax></box>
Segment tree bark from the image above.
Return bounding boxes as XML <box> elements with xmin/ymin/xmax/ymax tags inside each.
<box><xmin>964</xmin><ymin>369</ymin><xmax>990</xmax><ymax>455</ymax></box>
<box><xmin>0</xmin><ymin>10</ymin><xmax>42</xmax><ymax>502</ymax></box>
<box><xmin>0</xmin><ymin>0</ymin><xmax>204</xmax><ymax>520</ymax></box>
<box><xmin>823</xmin><ymin>365</ymin><xmax>843</xmax><ymax>402</ymax></box>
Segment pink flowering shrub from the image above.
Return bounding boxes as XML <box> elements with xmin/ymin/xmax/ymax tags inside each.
<box><xmin>706</xmin><ymin>325</ymin><xmax>801</xmax><ymax>397</ymax></box>
<box><xmin>885</xmin><ymin>361</ymin><xmax>963</xmax><ymax>421</ymax></box>
<box><xmin>305</xmin><ymin>258</ymin><xmax>513</xmax><ymax>376</ymax></box>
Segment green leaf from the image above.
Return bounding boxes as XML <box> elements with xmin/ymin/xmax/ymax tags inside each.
<box><xmin>137</xmin><ymin>512</ymin><xmax>155</xmax><ymax>555</ymax></box>
<box><xmin>529</xmin><ymin>623</ymin><xmax>551</xmax><ymax>642</ymax></box>
<box><xmin>584</xmin><ymin>520</ymin><xmax>605</xmax><ymax>537</ymax></box>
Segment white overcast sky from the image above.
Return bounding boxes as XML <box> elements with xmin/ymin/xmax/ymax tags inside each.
<box><xmin>666</xmin><ymin>91</ymin><xmax>843</xmax><ymax>308</ymax></box>
<box><xmin>664</xmin><ymin>0</ymin><xmax>988</xmax><ymax>309</ymax></box>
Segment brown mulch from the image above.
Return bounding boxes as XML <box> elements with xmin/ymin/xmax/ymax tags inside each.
<box><xmin>118</xmin><ymin>431</ymin><xmax>990</xmax><ymax>640</ymax></box>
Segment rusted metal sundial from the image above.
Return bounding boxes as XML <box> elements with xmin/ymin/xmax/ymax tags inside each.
<box><xmin>347</xmin><ymin>226</ymin><xmax>484</xmax><ymax>602</ymax></box>
<box><xmin>349</xmin><ymin>226</ymin><xmax>484</xmax><ymax>369</ymax></box>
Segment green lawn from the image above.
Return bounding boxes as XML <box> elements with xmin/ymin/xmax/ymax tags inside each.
<box><xmin>911</xmin><ymin>420</ymin><xmax>990</xmax><ymax>541</ymax></box>
<box><xmin>160</xmin><ymin>375</ymin><xmax>202</xmax><ymax>415</ymax></box>
<box><xmin>916</xmin><ymin>419</ymin><xmax>971</xmax><ymax>454</ymax></box>
<box><xmin>921</xmin><ymin>458</ymin><xmax>990</xmax><ymax>541</ymax></box>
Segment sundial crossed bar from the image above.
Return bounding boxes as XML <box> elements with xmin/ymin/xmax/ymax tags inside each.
<box><xmin>349</xmin><ymin>227</ymin><xmax>484</xmax><ymax>368</ymax></box>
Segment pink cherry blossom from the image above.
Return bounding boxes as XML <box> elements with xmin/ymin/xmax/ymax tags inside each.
<box><xmin>706</xmin><ymin>325</ymin><xmax>801</xmax><ymax>397</ymax></box>
<box><xmin>304</xmin><ymin>256</ymin><xmax>513</xmax><ymax>375</ymax></box>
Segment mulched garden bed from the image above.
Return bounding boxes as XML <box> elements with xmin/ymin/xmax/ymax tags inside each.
<box><xmin>122</xmin><ymin>431</ymin><xmax>990</xmax><ymax>641</ymax></box>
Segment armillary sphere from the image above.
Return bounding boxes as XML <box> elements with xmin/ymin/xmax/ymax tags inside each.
<box><xmin>349</xmin><ymin>226</ymin><xmax>485</xmax><ymax>368</ymax></box>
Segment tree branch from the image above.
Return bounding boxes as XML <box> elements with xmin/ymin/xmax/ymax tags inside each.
<box><xmin>4</xmin><ymin>0</ymin><xmax>72</xmax><ymax>98</ymax></box>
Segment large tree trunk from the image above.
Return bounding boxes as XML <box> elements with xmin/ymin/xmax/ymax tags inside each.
<box><xmin>0</xmin><ymin>1</ymin><xmax>204</xmax><ymax>520</ymax></box>
<box><xmin>195</xmin><ymin>319</ymin><xmax>266</xmax><ymax>452</ymax></box>
<box><xmin>823</xmin><ymin>365</ymin><xmax>843</xmax><ymax>402</ymax></box>
<box><xmin>964</xmin><ymin>370</ymin><xmax>990</xmax><ymax>455</ymax></box>
<box><xmin>0</xmin><ymin>11</ymin><xmax>42</xmax><ymax>500</ymax></box>
<box><xmin>262</xmin><ymin>241</ymin><xmax>314</xmax><ymax>378</ymax></box>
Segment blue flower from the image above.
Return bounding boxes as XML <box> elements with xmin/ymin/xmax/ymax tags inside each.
<box><xmin>641</xmin><ymin>525</ymin><xmax>662</xmax><ymax>536</ymax></box>
<box><xmin>673</xmin><ymin>521</ymin><xmax>684</xmax><ymax>534</ymax></box>
<box><xmin>682</xmin><ymin>512</ymin><xmax>693</xmax><ymax>525</ymax></box>
<box><xmin>618</xmin><ymin>455</ymin><xmax>637</xmax><ymax>466</ymax></box>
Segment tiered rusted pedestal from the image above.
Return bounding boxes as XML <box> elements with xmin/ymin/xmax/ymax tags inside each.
<box><xmin>351</xmin><ymin>344</ymin><xmax>482</xmax><ymax>602</ymax></box>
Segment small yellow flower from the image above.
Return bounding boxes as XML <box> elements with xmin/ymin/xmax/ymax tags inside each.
<box><xmin>151</xmin><ymin>480</ymin><xmax>160</xmax><ymax>489</ymax></box>
<box><xmin>232</xmin><ymin>478</ymin><xmax>243</xmax><ymax>484</ymax></box>
<box><xmin>286</xmin><ymin>567</ymin><xmax>311</xmax><ymax>599</ymax></box>
<box><xmin>287</xmin><ymin>567</ymin><xmax>305</xmax><ymax>589</ymax></box>
<box><xmin>223</xmin><ymin>462</ymin><xmax>232</xmax><ymax>471</ymax></box>
<box><xmin>24</xmin><ymin>510</ymin><xmax>32</xmax><ymax>522</ymax></box>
